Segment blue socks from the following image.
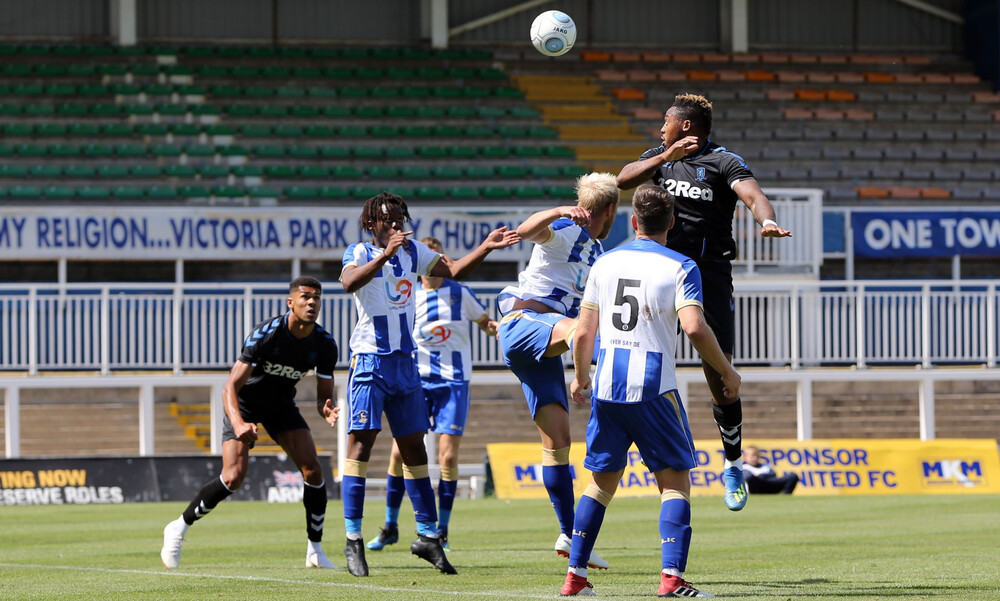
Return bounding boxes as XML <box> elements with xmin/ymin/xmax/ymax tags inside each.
<box><xmin>543</xmin><ymin>463</ymin><xmax>576</xmax><ymax>536</ymax></box>
<box><xmin>569</xmin><ymin>494</ymin><xmax>607</xmax><ymax>568</ymax></box>
<box><xmin>342</xmin><ymin>474</ymin><xmax>366</xmax><ymax>536</ymax></box>
<box><xmin>660</xmin><ymin>496</ymin><xmax>692</xmax><ymax>573</ymax></box>
<box><xmin>437</xmin><ymin>478</ymin><xmax>457</xmax><ymax>530</ymax></box>
<box><xmin>384</xmin><ymin>473</ymin><xmax>405</xmax><ymax>527</ymax></box>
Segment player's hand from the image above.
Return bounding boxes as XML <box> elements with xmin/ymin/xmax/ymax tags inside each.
<box><xmin>570</xmin><ymin>377</ymin><xmax>592</xmax><ymax>405</ymax></box>
<box><xmin>321</xmin><ymin>399</ymin><xmax>339</xmax><ymax>428</ymax></box>
<box><xmin>661</xmin><ymin>136</ymin><xmax>701</xmax><ymax>161</ymax></box>
<box><xmin>721</xmin><ymin>369</ymin><xmax>741</xmax><ymax>400</ymax></box>
<box><xmin>233</xmin><ymin>421</ymin><xmax>258</xmax><ymax>445</ymax></box>
<box><xmin>483</xmin><ymin>320</ymin><xmax>499</xmax><ymax>337</ymax></box>
<box><xmin>559</xmin><ymin>205</ymin><xmax>591</xmax><ymax>228</ymax></box>
<box><xmin>482</xmin><ymin>226</ymin><xmax>521</xmax><ymax>250</ymax></box>
<box><xmin>760</xmin><ymin>223</ymin><xmax>792</xmax><ymax>238</ymax></box>
<box><xmin>383</xmin><ymin>230</ymin><xmax>413</xmax><ymax>258</ymax></box>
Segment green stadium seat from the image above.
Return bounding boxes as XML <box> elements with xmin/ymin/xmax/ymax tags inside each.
<box><xmin>304</xmin><ymin>125</ymin><xmax>334</xmax><ymax>137</ymax></box>
<box><xmin>163</xmin><ymin>65</ymin><xmax>192</xmax><ymax>77</ymax></box>
<box><xmin>477</xmin><ymin>67</ymin><xmax>506</xmax><ymax>79</ymax></box>
<box><xmin>298</xmin><ymin>166</ymin><xmax>330</xmax><ymax>178</ymax></box>
<box><xmin>318</xmin><ymin>186</ymin><xmax>351</xmax><ymax>199</ymax></box>
<box><xmin>217</xmin><ymin>145</ymin><xmax>248</xmax><ymax>157</ymax></box>
<box><xmin>24</xmin><ymin>104</ymin><xmax>56</xmax><ymax>116</ymax></box>
<box><xmin>528</xmin><ymin>126</ymin><xmax>559</xmax><ymax>139</ymax></box>
<box><xmin>416</xmin><ymin>146</ymin><xmax>447</xmax><ymax>158</ymax></box>
<box><xmin>131</xmin><ymin>64</ymin><xmax>160</xmax><ymax>77</ymax></box>
<box><xmin>101</xmin><ymin>123</ymin><xmax>134</xmax><ymax>136</ymax></box>
<box><xmin>124</xmin><ymin>104</ymin><xmax>155</xmax><ymax>116</ymax></box>
<box><xmin>321</xmin><ymin>106</ymin><xmax>351</xmax><ymax>117</ymax></box>
<box><xmin>385</xmin><ymin>186</ymin><xmax>413</xmax><ymax>197</ymax></box>
<box><xmin>45</xmin><ymin>83</ymin><xmax>77</xmax><ymax>96</ymax></box>
<box><xmin>546</xmin><ymin>185</ymin><xmax>577</xmax><ymax>199</ymax></box>
<box><xmin>415</xmin><ymin>106</ymin><xmax>445</xmax><ymax>118</ymax></box>
<box><xmin>258</xmin><ymin>105</ymin><xmax>288</xmax><ymax>117</ymax></box>
<box><xmin>337</xmin><ymin>125</ymin><xmax>366</xmax><ymax>137</ymax></box>
<box><xmin>368</xmin><ymin>166</ymin><xmax>399</xmax><ymax>179</ymax></box>
<box><xmin>136</xmin><ymin>123</ymin><xmax>169</xmax><ymax>136</ymax></box>
<box><xmin>67</xmin><ymin>64</ymin><xmax>97</xmax><ymax>76</ymax></box>
<box><xmin>76</xmin><ymin>83</ymin><xmax>108</xmax><ymax>96</ymax></box>
<box><xmin>307</xmin><ymin>86</ymin><xmax>338</xmax><ymax>98</ymax></box>
<box><xmin>146</xmin><ymin>185</ymin><xmax>178</xmax><ymax>200</ymax></box>
<box><xmin>369</xmin><ymin>126</ymin><xmax>397</xmax><ymax>137</ymax></box>
<box><xmin>63</xmin><ymin>165</ymin><xmax>96</xmax><ymax>178</ymax></box>
<box><xmin>50</xmin><ymin>46</ymin><xmax>81</xmax><ymax>58</ymax></box>
<box><xmin>48</xmin><ymin>144</ymin><xmax>80</xmax><ymax>157</ymax></box>
<box><xmin>91</xmin><ymin>103</ymin><xmax>123</xmax><ymax>116</ymax></box>
<box><xmin>2</xmin><ymin>64</ymin><xmax>32</xmax><ymax>76</ymax></box>
<box><xmin>211</xmin><ymin>85</ymin><xmax>242</xmax><ymax>97</ymax></box>
<box><xmin>204</xmin><ymin>124</ymin><xmax>236</xmax><ymax>136</ymax></box>
<box><xmin>354</xmin><ymin>67</ymin><xmax>383</xmax><ymax>79</ymax></box>
<box><xmin>232</xmin><ymin>165</ymin><xmax>264</xmax><ymax>177</ymax></box>
<box><xmin>415</xmin><ymin>186</ymin><xmax>447</xmax><ymax>199</ymax></box>
<box><xmin>130</xmin><ymin>165</ymin><xmax>162</xmax><ymax>178</ymax></box>
<box><xmin>97</xmin><ymin>165</ymin><xmax>129</xmax><ymax>178</ymax></box>
<box><xmin>509</xmin><ymin>107</ymin><xmax>541</xmax><ymax>118</ymax></box>
<box><xmin>84</xmin><ymin>46</ymin><xmax>114</xmax><ymax>56</ymax></box>
<box><xmin>0</xmin><ymin>164</ymin><xmax>28</xmax><ymax>177</ymax></box>
<box><xmin>175</xmin><ymin>85</ymin><xmax>206</xmax><ymax>97</ymax></box>
<box><xmin>264</xmin><ymin>165</ymin><xmax>296</xmax><ymax>178</ymax></box>
<box><xmin>156</xmin><ymin>104</ymin><xmax>187</xmax><ymax>116</ymax></box>
<box><xmin>386</xmin><ymin>67</ymin><xmax>416</xmax><ymax>78</ymax></box>
<box><xmin>462</xmin><ymin>87</ymin><xmax>491</xmax><ymax>98</ymax></box>
<box><xmin>319</xmin><ymin>146</ymin><xmax>350</xmax><ymax>159</ymax></box>
<box><xmin>273</xmin><ymin>125</ymin><xmax>303</xmax><ymax>137</ymax></box>
<box><xmin>190</xmin><ymin>104</ymin><xmax>221</xmax><ymax>117</ymax></box>
<box><xmin>497</xmin><ymin>126</ymin><xmax>528</xmax><ymax>138</ymax></box>
<box><xmin>150</xmin><ymin>144</ymin><xmax>183</xmax><ymax>157</ymax></box>
<box><xmin>448</xmin><ymin>146</ymin><xmax>478</xmax><ymax>159</ymax></box>
<box><xmin>401</xmin><ymin>48</ymin><xmax>432</xmax><ymax>59</ymax></box>
<box><xmin>0</xmin><ymin>104</ymin><xmax>23</xmax><ymax>115</ymax></box>
<box><xmin>418</xmin><ymin>67</ymin><xmax>446</xmax><ymax>78</ymax></box>
<box><xmin>2</xmin><ymin>123</ymin><xmax>33</xmax><ymax>136</ymax></box>
<box><xmin>463</xmin><ymin>125</ymin><xmax>494</xmax><ymax>137</ymax></box>
<box><xmin>560</xmin><ymin>166</ymin><xmax>588</xmax><ymax>177</ymax></box>
<box><xmin>243</xmin><ymin>85</ymin><xmax>273</xmax><ymax>97</ymax></box>
<box><xmin>322</xmin><ymin>66</ymin><xmax>353</xmax><ymax>78</ymax></box>
<box><xmin>216</xmin><ymin>47</ymin><xmax>245</xmax><ymax>58</ymax></box>
<box><xmin>292</xmin><ymin>66</ymin><xmax>321</xmax><ymax>78</ymax></box>
<box><xmin>77</xmin><ymin>185</ymin><xmax>110</xmax><ymax>200</ymax></box>
<box><xmin>240</xmin><ymin>125</ymin><xmax>273</xmax><ymax>137</ymax></box>
<box><xmin>432</xmin><ymin>125</ymin><xmax>463</xmax><ymax>137</ymax></box>
<box><xmin>494</xmin><ymin>88</ymin><xmax>524</xmax><ymax>99</ymax></box>
<box><xmin>353</xmin><ymin>106</ymin><xmax>382</xmax><ymax>117</ymax></box>
<box><xmin>212</xmin><ymin>186</ymin><xmax>245</xmax><ymax>197</ymax></box>
<box><xmin>430</xmin><ymin>166</ymin><xmax>463</xmax><ymax>179</ymax></box>
<box><xmin>529</xmin><ymin>165</ymin><xmax>561</xmax><ymax>178</ymax></box>
<box><xmin>447</xmin><ymin>186</ymin><xmax>480</xmax><ymax>200</ymax></box>
<box><xmin>445</xmin><ymin>67</ymin><xmax>476</xmax><ymax>78</ymax></box>
<box><xmin>248</xmin><ymin>186</ymin><xmax>279</xmax><ymax>198</ymax></box>
<box><xmin>29</xmin><ymin>165</ymin><xmax>63</xmax><ymax>178</ymax></box>
<box><xmin>480</xmin><ymin>146</ymin><xmax>511</xmax><ymax>158</ymax></box>
<box><xmin>513</xmin><ymin>146</ymin><xmax>544</xmax><ymax>158</ymax></box>
<box><xmin>497</xmin><ymin>166</ymin><xmax>528</xmax><ymax>178</ymax></box>
<box><xmin>476</xmin><ymin>106</ymin><xmax>505</xmax><ymax>118</ymax></box>
<box><xmin>284</xmin><ymin>186</ymin><xmax>319</xmax><ymax>200</ymax></box>
<box><xmin>226</xmin><ymin>105</ymin><xmax>258</xmax><ymax>117</ymax></box>
<box><xmin>145</xmin><ymin>83</ymin><xmax>174</xmax><ymax>96</ymax></box>
<box><xmin>464</xmin><ymin>165</ymin><xmax>494</xmax><ymax>178</ymax></box>
<box><xmin>111</xmin><ymin>83</ymin><xmax>142</xmax><ymax>95</ymax></box>
<box><xmin>545</xmin><ymin>146</ymin><xmax>576</xmax><ymax>158</ymax></box>
<box><xmin>371</xmin><ymin>87</ymin><xmax>399</xmax><ymax>98</ymax></box>
<box><xmin>386</xmin><ymin>147</ymin><xmax>415</xmax><ymax>158</ymax></box>
<box><xmin>196</xmin><ymin>65</ymin><xmax>229</xmax><ymax>77</ymax></box>
<box><xmin>231</xmin><ymin>66</ymin><xmax>260</xmax><ymax>77</ymax></box>
<box><xmin>276</xmin><ymin>86</ymin><xmax>306</xmax><ymax>98</ymax></box>
<box><xmin>247</xmin><ymin>47</ymin><xmax>275</xmax><ymax>58</ymax></box>
<box><xmin>111</xmin><ymin>185</ymin><xmax>144</xmax><ymax>199</ymax></box>
<box><xmin>19</xmin><ymin>46</ymin><xmax>50</xmax><ymax>56</ymax></box>
<box><xmin>513</xmin><ymin>186</ymin><xmax>545</xmax><ymax>198</ymax></box>
<box><xmin>480</xmin><ymin>186</ymin><xmax>510</xmax><ymax>199</ymax></box>
<box><xmin>164</xmin><ymin>165</ymin><xmax>197</xmax><ymax>177</ymax></box>
<box><xmin>13</xmin><ymin>83</ymin><xmax>43</xmax><ymax>96</ymax></box>
<box><xmin>331</xmin><ymin>165</ymin><xmax>361</xmax><ymax>178</ymax></box>
<box><xmin>184</xmin><ymin>144</ymin><xmax>215</xmax><ymax>157</ymax></box>
<box><xmin>352</xmin><ymin>147</ymin><xmax>383</xmax><ymax>159</ymax></box>
<box><xmin>401</xmin><ymin>125</ymin><xmax>432</xmax><ymax>137</ymax></box>
<box><xmin>9</xmin><ymin>185</ymin><xmax>42</xmax><ymax>199</ymax></box>
<box><xmin>432</xmin><ymin>86</ymin><xmax>461</xmax><ymax>98</ymax></box>
<box><xmin>0</xmin><ymin>144</ymin><xmax>13</xmax><ymax>157</ymax></box>
<box><xmin>288</xmin><ymin>145</ymin><xmax>319</xmax><ymax>158</ymax></box>
<box><xmin>199</xmin><ymin>165</ymin><xmax>229</xmax><ymax>178</ymax></box>
<box><xmin>400</xmin><ymin>166</ymin><xmax>431</xmax><ymax>179</ymax></box>
<box><xmin>43</xmin><ymin>185</ymin><xmax>76</xmax><ymax>199</ymax></box>
<box><xmin>16</xmin><ymin>144</ymin><xmax>47</xmax><ymax>157</ymax></box>
<box><xmin>62</xmin><ymin>109</ymin><xmax>94</xmax><ymax>122</ymax></box>
<box><xmin>290</xmin><ymin>105</ymin><xmax>320</xmax><ymax>118</ymax></box>
<box><xmin>387</xmin><ymin>106</ymin><xmax>417</xmax><ymax>117</ymax></box>
<box><xmin>253</xmin><ymin>145</ymin><xmax>286</xmax><ymax>158</ymax></box>
<box><xmin>177</xmin><ymin>185</ymin><xmax>209</xmax><ymax>198</ymax></box>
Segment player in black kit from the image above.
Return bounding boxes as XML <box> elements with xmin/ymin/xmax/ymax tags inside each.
<box><xmin>160</xmin><ymin>276</ymin><xmax>341</xmax><ymax>570</ymax></box>
<box><xmin>617</xmin><ymin>93</ymin><xmax>792</xmax><ymax>512</ymax></box>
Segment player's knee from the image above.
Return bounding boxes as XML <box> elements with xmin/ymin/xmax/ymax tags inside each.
<box><xmin>221</xmin><ymin>466</ymin><xmax>247</xmax><ymax>489</ymax></box>
<box><xmin>299</xmin><ymin>460</ymin><xmax>324</xmax><ymax>485</ymax></box>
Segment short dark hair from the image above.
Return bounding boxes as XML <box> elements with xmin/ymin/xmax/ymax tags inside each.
<box><xmin>671</xmin><ymin>93</ymin><xmax>713</xmax><ymax>135</ymax></box>
<box><xmin>633</xmin><ymin>184</ymin><xmax>674</xmax><ymax>235</ymax></box>
<box><xmin>289</xmin><ymin>276</ymin><xmax>322</xmax><ymax>293</ymax></box>
<box><xmin>360</xmin><ymin>191</ymin><xmax>411</xmax><ymax>233</ymax></box>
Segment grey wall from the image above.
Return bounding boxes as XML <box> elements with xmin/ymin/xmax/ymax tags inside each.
<box><xmin>0</xmin><ymin>0</ymin><xmax>108</xmax><ymax>40</ymax></box>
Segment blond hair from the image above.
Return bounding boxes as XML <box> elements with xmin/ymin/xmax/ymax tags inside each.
<box><xmin>575</xmin><ymin>172</ymin><xmax>619</xmax><ymax>214</ymax></box>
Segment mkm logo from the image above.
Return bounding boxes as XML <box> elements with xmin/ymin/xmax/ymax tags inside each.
<box><xmin>385</xmin><ymin>279</ymin><xmax>413</xmax><ymax>305</ymax></box>
<box><xmin>921</xmin><ymin>459</ymin><xmax>984</xmax><ymax>488</ymax></box>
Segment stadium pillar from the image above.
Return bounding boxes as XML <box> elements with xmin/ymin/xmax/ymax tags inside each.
<box><xmin>422</xmin><ymin>0</ymin><xmax>449</xmax><ymax>49</ymax></box>
<box><xmin>139</xmin><ymin>384</ymin><xmax>154</xmax><ymax>456</ymax></box>
<box><xmin>720</xmin><ymin>0</ymin><xmax>749</xmax><ymax>53</ymax></box>
<box><xmin>4</xmin><ymin>385</ymin><xmax>20</xmax><ymax>459</ymax></box>
<box><xmin>109</xmin><ymin>0</ymin><xmax>137</xmax><ymax>46</ymax></box>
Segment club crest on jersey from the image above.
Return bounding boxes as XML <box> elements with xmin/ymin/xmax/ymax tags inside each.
<box><xmin>384</xmin><ymin>279</ymin><xmax>413</xmax><ymax>305</ymax></box>
<box><xmin>418</xmin><ymin>323</ymin><xmax>452</xmax><ymax>345</ymax></box>
<box><xmin>696</xmin><ymin>167</ymin><xmax>706</xmax><ymax>181</ymax></box>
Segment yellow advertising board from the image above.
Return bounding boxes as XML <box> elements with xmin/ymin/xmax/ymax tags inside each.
<box><xmin>487</xmin><ymin>439</ymin><xmax>1000</xmax><ymax>499</ymax></box>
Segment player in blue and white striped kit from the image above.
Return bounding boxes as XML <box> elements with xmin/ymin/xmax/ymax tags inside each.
<box><xmin>340</xmin><ymin>192</ymin><xmax>518</xmax><ymax>577</ymax></box>
<box><xmin>368</xmin><ymin>236</ymin><xmax>497</xmax><ymax>553</ymax></box>
<box><xmin>496</xmin><ymin>172</ymin><xmax>620</xmax><ymax>569</ymax></box>
<box><xmin>560</xmin><ymin>184</ymin><xmax>741</xmax><ymax>598</ymax></box>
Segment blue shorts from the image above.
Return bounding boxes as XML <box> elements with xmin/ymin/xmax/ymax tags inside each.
<box><xmin>584</xmin><ymin>391</ymin><xmax>697</xmax><ymax>474</ymax></box>
<box><xmin>347</xmin><ymin>352</ymin><xmax>430</xmax><ymax>438</ymax></box>
<box><xmin>423</xmin><ymin>379</ymin><xmax>470</xmax><ymax>436</ymax></box>
<box><xmin>498</xmin><ymin>310</ymin><xmax>569</xmax><ymax>418</ymax></box>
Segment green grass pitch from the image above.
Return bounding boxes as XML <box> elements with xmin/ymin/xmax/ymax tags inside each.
<box><xmin>1</xmin><ymin>494</ymin><xmax>999</xmax><ymax>600</ymax></box>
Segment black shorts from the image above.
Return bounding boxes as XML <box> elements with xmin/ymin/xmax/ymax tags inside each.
<box><xmin>696</xmin><ymin>260</ymin><xmax>735</xmax><ymax>356</ymax></box>
<box><xmin>222</xmin><ymin>397</ymin><xmax>310</xmax><ymax>445</ymax></box>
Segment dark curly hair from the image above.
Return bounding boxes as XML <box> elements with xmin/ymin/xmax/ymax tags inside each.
<box><xmin>360</xmin><ymin>191</ymin><xmax>411</xmax><ymax>234</ymax></box>
<box><xmin>671</xmin><ymin>93</ymin><xmax>713</xmax><ymax>135</ymax></box>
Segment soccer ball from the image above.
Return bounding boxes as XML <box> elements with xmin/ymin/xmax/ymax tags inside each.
<box><xmin>530</xmin><ymin>10</ymin><xmax>576</xmax><ymax>57</ymax></box>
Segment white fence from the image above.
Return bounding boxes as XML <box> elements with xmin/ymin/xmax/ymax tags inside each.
<box><xmin>1</xmin><ymin>279</ymin><xmax>997</xmax><ymax>374</ymax></box>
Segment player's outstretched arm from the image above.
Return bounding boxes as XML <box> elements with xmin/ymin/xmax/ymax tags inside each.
<box><xmin>430</xmin><ymin>226</ymin><xmax>520</xmax><ymax>280</ymax></box>
<box><xmin>678</xmin><ymin>305</ymin><xmax>741</xmax><ymax>399</ymax></box>
<box><xmin>475</xmin><ymin>315</ymin><xmax>499</xmax><ymax>337</ymax></box>
<box><xmin>224</xmin><ymin>360</ymin><xmax>258</xmax><ymax>444</ymax></box>
<box><xmin>733</xmin><ymin>179</ymin><xmax>792</xmax><ymax>238</ymax></box>
<box><xmin>570</xmin><ymin>306</ymin><xmax>599</xmax><ymax>404</ymax></box>
<box><xmin>616</xmin><ymin>136</ymin><xmax>701</xmax><ymax>189</ymax></box>
<box><xmin>516</xmin><ymin>206</ymin><xmax>590</xmax><ymax>244</ymax></box>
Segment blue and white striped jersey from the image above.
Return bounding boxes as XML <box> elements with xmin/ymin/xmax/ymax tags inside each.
<box><xmin>497</xmin><ymin>218</ymin><xmax>602</xmax><ymax>318</ymax></box>
<box><xmin>342</xmin><ymin>239</ymin><xmax>441</xmax><ymax>355</ymax></box>
<box><xmin>581</xmin><ymin>238</ymin><xmax>703</xmax><ymax>404</ymax></box>
<box><xmin>413</xmin><ymin>279</ymin><xmax>488</xmax><ymax>382</ymax></box>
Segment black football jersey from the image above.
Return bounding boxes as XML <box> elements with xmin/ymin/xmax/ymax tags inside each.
<box><xmin>640</xmin><ymin>141</ymin><xmax>755</xmax><ymax>261</ymax></box>
<box><xmin>237</xmin><ymin>313</ymin><xmax>338</xmax><ymax>404</ymax></box>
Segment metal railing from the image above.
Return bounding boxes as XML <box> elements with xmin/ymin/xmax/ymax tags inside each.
<box><xmin>1</xmin><ymin>279</ymin><xmax>997</xmax><ymax>374</ymax></box>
